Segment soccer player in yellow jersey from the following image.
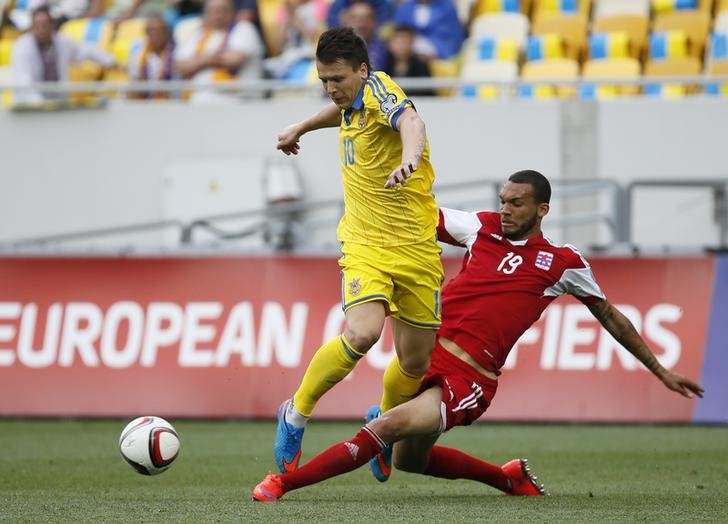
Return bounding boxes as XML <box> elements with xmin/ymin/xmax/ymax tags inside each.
<box><xmin>273</xmin><ymin>27</ymin><xmax>443</xmax><ymax>482</ymax></box>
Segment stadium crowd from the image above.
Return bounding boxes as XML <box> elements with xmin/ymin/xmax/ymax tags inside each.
<box><xmin>1</xmin><ymin>0</ymin><xmax>728</xmax><ymax>103</ymax></box>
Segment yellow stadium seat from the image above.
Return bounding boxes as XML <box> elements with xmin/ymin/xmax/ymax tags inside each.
<box><xmin>531</xmin><ymin>14</ymin><xmax>588</xmax><ymax>60</ymax></box>
<box><xmin>59</xmin><ymin>18</ymin><xmax>114</xmax><ymax>50</ymax></box>
<box><xmin>593</xmin><ymin>15</ymin><xmax>649</xmax><ymax>60</ymax></box>
<box><xmin>0</xmin><ymin>39</ymin><xmax>13</xmax><ymax>66</ymax></box>
<box><xmin>645</xmin><ymin>56</ymin><xmax>701</xmax><ymax>75</ymax></box>
<box><xmin>259</xmin><ymin>0</ymin><xmax>285</xmax><ymax>56</ymax></box>
<box><xmin>707</xmin><ymin>60</ymin><xmax>728</xmax><ymax>75</ymax></box>
<box><xmin>429</xmin><ymin>58</ymin><xmax>460</xmax><ymax>97</ymax></box>
<box><xmin>532</xmin><ymin>0</ymin><xmax>591</xmax><ymax>21</ymax></box>
<box><xmin>653</xmin><ymin>10</ymin><xmax>710</xmax><ymax>58</ymax></box>
<box><xmin>521</xmin><ymin>57</ymin><xmax>579</xmax><ymax>98</ymax></box>
<box><xmin>582</xmin><ymin>57</ymin><xmax>641</xmax><ymax>96</ymax></box>
<box><xmin>472</xmin><ymin>0</ymin><xmax>532</xmax><ymax>18</ymax></box>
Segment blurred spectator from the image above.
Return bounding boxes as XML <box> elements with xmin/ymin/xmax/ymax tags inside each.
<box><xmin>383</xmin><ymin>24</ymin><xmax>434</xmax><ymax>96</ymax></box>
<box><xmin>326</xmin><ymin>0</ymin><xmax>392</xmax><ymax>29</ymax></box>
<box><xmin>392</xmin><ymin>0</ymin><xmax>463</xmax><ymax>59</ymax></box>
<box><xmin>128</xmin><ymin>13</ymin><xmax>175</xmax><ymax>98</ymax></box>
<box><xmin>10</xmin><ymin>6</ymin><xmax>115</xmax><ymax>105</ymax></box>
<box><xmin>344</xmin><ymin>0</ymin><xmax>386</xmax><ymax>72</ymax></box>
<box><xmin>174</xmin><ymin>0</ymin><xmax>264</xmax><ymax>103</ymax></box>
<box><xmin>263</xmin><ymin>0</ymin><xmax>323</xmax><ymax>79</ymax></box>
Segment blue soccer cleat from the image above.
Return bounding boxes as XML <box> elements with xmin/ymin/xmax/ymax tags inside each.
<box><xmin>366</xmin><ymin>405</ymin><xmax>392</xmax><ymax>482</ymax></box>
<box><xmin>273</xmin><ymin>399</ymin><xmax>305</xmax><ymax>474</ymax></box>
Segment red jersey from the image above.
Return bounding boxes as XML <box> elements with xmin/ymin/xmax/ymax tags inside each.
<box><xmin>437</xmin><ymin>209</ymin><xmax>605</xmax><ymax>374</ymax></box>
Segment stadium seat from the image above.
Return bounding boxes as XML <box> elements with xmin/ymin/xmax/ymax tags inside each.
<box><xmin>649</xmin><ymin>30</ymin><xmax>690</xmax><ymax>59</ymax></box>
<box><xmin>429</xmin><ymin>59</ymin><xmax>460</xmax><ymax>96</ymax></box>
<box><xmin>0</xmin><ymin>39</ymin><xmax>12</xmax><ymax>66</ymax></box>
<box><xmin>526</xmin><ymin>33</ymin><xmax>565</xmax><ymax>60</ymax></box>
<box><xmin>651</xmin><ymin>0</ymin><xmax>698</xmax><ymax>14</ymax></box>
<box><xmin>463</xmin><ymin>35</ymin><xmax>520</xmax><ymax>64</ymax></box>
<box><xmin>589</xmin><ymin>31</ymin><xmax>630</xmax><ymax>59</ymax></box>
<box><xmin>531</xmin><ymin>14</ymin><xmax>588</xmax><ymax>60</ymax></box>
<box><xmin>259</xmin><ymin>0</ymin><xmax>285</xmax><ymax>56</ymax></box>
<box><xmin>705</xmin><ymin>60</ymin><xmax>728</xmax><ymax>95</ymax></box>
<box><xmin>521</xmin><ymin>57</ymin><xmax>579</xmax><ymax>98</ymax></box>
<box><xmin>472</xmin><ymin>0</ymin><xmax>532</xmax><ymax>18</ymax></box>
<box><xmin>469</xmin><ymin>12</ymin><xmax>530</xmax><ymax>49</ymax></box>
<box><xmin>461</xmin><ymin>60</ymin><xmax>519</xmax><ymax>98</ymax></box>
<box><xmin>593</xmin><ymin>0</ymin><xmax>651</xmax><ymax>18</ymax></box>
<box><xmin>581</xmin><ymin>57</ymin><xmax>641</xmax><ymax>98</ymax></box>
<box><xmin>532</xmin><ymin>0</ymin><xmax>592</xmax><ymax>22</ymax></box>
<box><xmin>652</xmin><ymin>10</ymin><xmax>710</xmax><ymax>58</ymax></box>
<box><xmin>593</xmin><ymin>15</ymin><xmax>649</xmax><ymax>59</ymax></box>
<box><xmin>59</xmin><ymin>17</ymin><xmax>114</xmax><ymax>50</ymax></box>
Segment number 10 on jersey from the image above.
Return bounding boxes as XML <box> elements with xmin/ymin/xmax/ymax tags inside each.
<box><xmin>342</xmin><ymin>138</ymin><xmax>355</xmax><ymax>166</ymax></box>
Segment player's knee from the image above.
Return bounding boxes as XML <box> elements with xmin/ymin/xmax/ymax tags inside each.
<box><xmin>343</xmin><ymin>327</ymin><xmax>381</xmax><ymax>353</ymax></box>
<box><xmin>368</xmin><ymin>412</ymin><xmax>406</xmax><ymax>443</ymax></box>
<box><xmin>397</xmin><ymin>352</ymin><xmax>431</xmax><ymax>377</ymax></box>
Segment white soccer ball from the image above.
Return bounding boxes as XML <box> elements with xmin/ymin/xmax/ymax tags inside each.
<box><xmin>119</xmin><ymin>416</ymin><xmax>180</xmax><ymax>475</ymax></box>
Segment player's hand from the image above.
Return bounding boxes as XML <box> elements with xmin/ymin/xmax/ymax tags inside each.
<box><xmin>659</xmin><ymin>370</ymin><xmax>704</xmax><ymax>399</ymax></box>
<box><xmin>276</xmin><ymin>124</ymin><xmax>303</xmax><ymax>156</ymax></box>
<box><xmin>385</xmin><ymin>158</ymin><xmax>418</xmax><ymax>189</ymax></box>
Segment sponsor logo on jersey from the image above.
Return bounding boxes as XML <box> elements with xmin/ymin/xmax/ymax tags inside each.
<box><xmin>535</xmin><ymin>251</ymin><xmax>554</xmax><ymax>270</ymax></box>
<box><xmin>349</xmin><ymin>278</ymin><xmax>362</xmax><ymax>296</ymax></box>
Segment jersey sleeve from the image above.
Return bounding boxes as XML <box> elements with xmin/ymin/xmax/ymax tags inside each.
<box><xmin>365</xmin><ymin>71</ymin><xmax>413</xmax><ymax>130</ymax></box>
<box><xmin>544</xmin><ymin>249</ymin><xmax>606</xmax><ymax>305</ymax></box>
<box><xmin>438</xmin><ymin>208</ymin><xmax>482</xmax><ymax>249</ymax></box>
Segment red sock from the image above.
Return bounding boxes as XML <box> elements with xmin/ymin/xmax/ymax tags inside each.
<box><xmin>423</xmin><ymin>445</ymin><xmax>510</xmax><ymax>492</ymax></box>
<box><xmin>280</xmin><ymin>427</ymin><xmax>384</xmax><ymax>492</ymax></box>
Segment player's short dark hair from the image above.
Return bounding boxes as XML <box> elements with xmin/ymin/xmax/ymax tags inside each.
<box><xmin>316</xmin><ymin>27</ymin><xmax>371</xmax><ymax>72</ymax></box>
<box><xmin>508</xmin><ymin>170</ymin><xmax>551</xmax><ymax>203</ymax></box>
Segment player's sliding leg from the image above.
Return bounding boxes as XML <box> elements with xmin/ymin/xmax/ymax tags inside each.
<box><xmin>369</xmin><ymin>319</ymin><xmax>436</xmax><ymax>481</ymax></box>
<box><xmin>254</xmin><ymin>388</ymin><xmax>443</xmax><ymax>502</ymax></box>
<box><xmin>273</xmin><ymin>301</ymin><xmax>386</xmax><ymax>473</ymax></box>
<box><xmin>395</xmin><ymin>440</ymin><xmax>545</xmax><ymax>495</ymax></box>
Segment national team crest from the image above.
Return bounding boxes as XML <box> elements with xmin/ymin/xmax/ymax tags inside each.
<box><xmin>358</xmin><ymin>110</ymin><xmax>367</xmax><ymax>128</ymax></box>
<box><xmin>535</xmin><ymin>251</ymin><xmax>554</xmax><ymax>270</ymax></box>
<box><xmin>349</xmin><ymin>278</ymin><xmax>362</xmax><ymax>296</ymax></box>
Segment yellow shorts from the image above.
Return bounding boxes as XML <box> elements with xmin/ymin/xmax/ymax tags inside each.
<box><xmin>338</xmin><ymin>238</ymin><xmax>444</xmax><ymax>329</ymax></box>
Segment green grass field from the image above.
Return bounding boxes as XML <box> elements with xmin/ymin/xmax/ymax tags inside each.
<box><xmin>1</xmin><ymin>420</ymin><xmax>727</xmax><ymax>522</ymax></box>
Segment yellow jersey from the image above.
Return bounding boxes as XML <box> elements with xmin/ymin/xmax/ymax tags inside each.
<box><xmin>336</xmin><ymin>71</ymin><xmax>438</xmax><ymax>247</ymax></box>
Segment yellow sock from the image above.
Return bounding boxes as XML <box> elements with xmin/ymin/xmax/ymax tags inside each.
<box><xmin>380</xmin><ymin>355</ymin><xmax>424</xmax><ymax>413</ymax></box>
<box><xmin>292</xmin><ymin>334</ymin><xmax>365</xmax><ymax>417</ymax></box>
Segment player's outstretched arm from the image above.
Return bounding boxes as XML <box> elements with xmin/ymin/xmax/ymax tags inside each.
<box><xmin>385</xmin><ymin>108</ymin><xmax>425</xmax><ymax>189</ymax></box>
<box><xmin>276</xmin><ymin>103</ymin><xmax>342</xmax><ymax>156</ymax></box>
<box><xmin>587</xmin><ymin>299</ymin><xmax>705</xmax><ymax>399</ymax></box>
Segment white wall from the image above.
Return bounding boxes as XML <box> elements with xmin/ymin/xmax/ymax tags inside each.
<box><xmin>0</xmin><ymin>97</ymin><xmax>725</xmax><ymax>250</ymax></box>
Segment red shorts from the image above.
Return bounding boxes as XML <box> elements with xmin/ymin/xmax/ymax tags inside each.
<box><xmin>420</xmin><ymin>341</ymin><xmax>498</xmax><ymax>432</ymax></box>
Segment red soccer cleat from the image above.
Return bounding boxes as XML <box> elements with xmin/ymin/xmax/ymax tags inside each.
<box><xmin>252</xmin><ymin>472</ymin><xmax>285</xmax><ymax>502</ymax></box>
<box><xmin>501</xmin><ymin>458</ymin><xmax>546</xmax><ymax>496</ymax></box>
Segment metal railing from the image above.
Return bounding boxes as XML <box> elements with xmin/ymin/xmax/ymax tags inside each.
<box><xmin>1</xmin><ymin>75</ymin><xmax>728</xmax><ymax>101</ymax></box>
<box><xmin>0</xmin><ymin>178</ymin><xmax>629</xmax><ymax>253</ymax></box>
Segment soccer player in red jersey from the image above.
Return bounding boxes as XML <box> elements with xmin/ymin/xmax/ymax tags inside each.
<box><xmin>252</xmin><ymin>170</ymin><xmax>705</xmax><ymax>502</ymax></box>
